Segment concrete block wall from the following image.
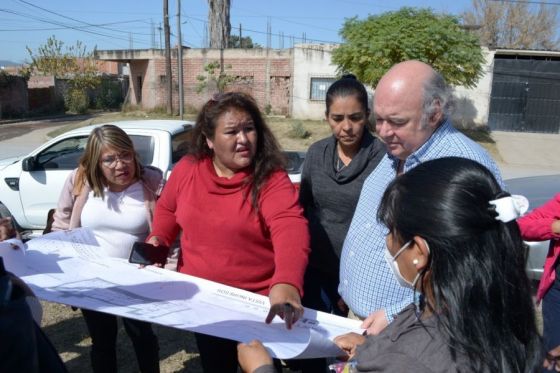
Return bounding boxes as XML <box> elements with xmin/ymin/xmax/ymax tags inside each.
<box><xmin>120</xmin><ymin>48</ymin><xmax>293</xmax><ymax>114</ymax></box>
<box><xmin>292</xmin><ymin>44</ymin><xmax>339</xmax><ymax>120</ymax></box>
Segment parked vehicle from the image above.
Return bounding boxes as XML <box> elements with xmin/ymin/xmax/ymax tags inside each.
<box><xmin>0</xmin><ymin>120</ymin><xmax>305</xmax><ymax>239</ymax></box>
<box><xmin>506</xmin><ymin>174</ymin><xmax>560</xmax><ymax>280</ymax></box>
<box><xmin>283</xmin><ymin>150</ymin><xmax>305</xmax><ymax>186</ymax></box>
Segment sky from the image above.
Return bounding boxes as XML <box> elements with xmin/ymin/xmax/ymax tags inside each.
<box><xmin>0</xmin><ymin>0</ymin><xmax>475</xmax><ymax>64</ymax></box>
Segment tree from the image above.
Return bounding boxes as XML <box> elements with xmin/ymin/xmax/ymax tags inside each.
<box><xmin>228</xmin><ymin>35</ymin><xmax>261</xmax><ymax>49</ymax></box>
<box><xmin>26</xmin><ymin>36</ymin><xmax>101</xmax><ymax>113</ymax></box>
<box><xmin>208</xmin><ymin>0</ymin><xmax>231</xmax><ymax>48</ymax></box>
<box><xmin>26</xmin><ymin>36</ymin><xmax>99</xmax><ymax>91</ymax></box>
<box><xmin>196</xmin><ymin>61</ymin><xmax>237</xmax><ymax>94</ymax></box>
<box><xmin>462</xmin><ymin>0</ymin><xmax>559</xmax><ymax>49</ymax></box>
<box><xmin>332</xmin><ymin>7</ymin><xmax>485</xmax><ymax>88</ymax></box>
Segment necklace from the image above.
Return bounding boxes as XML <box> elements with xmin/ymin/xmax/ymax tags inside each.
<box><xmin>336</xmin><ymin>156</ymin><xmax>347</xmax><ymax>172</ymax></box>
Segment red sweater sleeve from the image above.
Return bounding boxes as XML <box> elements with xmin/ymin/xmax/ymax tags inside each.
<box><xmin>148</xmin><ymin>158</ymin><xmax>186</xmax><ymax>246</ymax></box>
<box><xmin>259</xmin><ymin>171</ymin><xmax>310</xmax><ymax>296</ymax></box>
<box><xmin>517</xmin><ymin>193</ymin><xmax>560</xmax><ymax>241</ymax></box>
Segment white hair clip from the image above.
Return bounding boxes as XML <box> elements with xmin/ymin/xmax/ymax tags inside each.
<box><xmin>488</xmin><ymin>195</ymin><xmax>529</xmax><ymax>223</ymax></box>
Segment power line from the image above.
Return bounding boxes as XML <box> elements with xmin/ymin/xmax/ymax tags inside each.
<box><xmin>0</xmin><ymin>19</ymin><xmax>152</xmax><ymax>32</ymax></box>
<box><xmin>17</xmin><ymin>0</ymin><xmax>153</xmax><ymax>36</ymax></box>
<box><xmin>0</xmin><ymin>8</ymin><xmax>151</xmax><ymax>47</ymax></box>
<box><xmin>231</xmin><ymin>5</ymin><xmax>341</xmax><ymax>34</ymax></box>
<box><xmin>183</xmin><ymin>15</ymin><xmax>340</xmax><ymax>46</ymax></box>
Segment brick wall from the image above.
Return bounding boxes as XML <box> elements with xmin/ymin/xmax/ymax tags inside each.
<box><xmin>0</xmin><ymin>74</ymin><xmax>28</xmax><ymax>118</ymax></box>
<box><xmin>95</xmin><ymin>60</ymin><xmax>120</xmax><ymax>75</ymax></box>
<box><xmin>28</xmin><ymin>75</ymin><xmax>55</xmax><ymax>89</ymax></box>
<box><xmin>125</xmin><ymin>48</ymin><xmax>293</xmax><ymax>114</ymax></box>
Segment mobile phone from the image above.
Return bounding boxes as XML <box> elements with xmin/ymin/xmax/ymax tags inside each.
<box><xmin>128</xmin><ymin>242</ymin><xmax>169</xmax><ymax>266</ymax></box>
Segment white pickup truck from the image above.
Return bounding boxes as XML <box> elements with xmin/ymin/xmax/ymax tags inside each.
<box><xmin>0</xmin><ymin>120</ymin><xmax>194</xmax><ymax>238</ymax></box>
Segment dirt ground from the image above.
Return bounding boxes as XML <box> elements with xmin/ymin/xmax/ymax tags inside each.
<box><xmin>41</xmin><ymin>302</ymin><xmax>203</xmax><ymax>372</ymax></box>
<box><xmin>34</xmin><ymin>112</ymin><xmax>503</xmax><ymax>372</ymax></box>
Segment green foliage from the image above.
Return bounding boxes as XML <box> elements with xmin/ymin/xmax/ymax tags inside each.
<box><xmin>264</xmin><ymin>104</ymin><xmax>272</xmax><ymax>115</ymax></box>
<box><xmin>196</xmin><ymin>61</ymin><xmax>238</xmax><ymax>94</ymax></box>
<box><xmin>288</xmin><ymin>121</ymin><xmax>311</xmax><ymax>139</ymax></box>
<box><xmin>27</xmin><ymin>36</ymin><xmax>101</xmax><ymax>91</ymax></box>
<box><xmin>332</xmin><ymin>7</ymin><xmax>485</xmax><ymax>88</ymax></box>
<box><xmin>64</xmin><ymin>87</ymin><xmax>89</xmax><ymax>114</ymax></box>
<box><xmin>95</xmin><ymin>80</ymin><xmax>123</xmax><ymax>110</ymax></box>
<box><xmin>228</xmin><ymin>35</ymin><xmax>261</xmax><ymax>48</ymax></box>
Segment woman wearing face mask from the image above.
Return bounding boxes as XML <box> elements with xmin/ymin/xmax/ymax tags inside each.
<box><xmin>238</xmin><ymin>157</ymin><xmax>542</xmax><ymax>373</ymax></box>
<box><xmin>148</xmin><ymin>92</ymin><xmax>309</xmax><ymax>373</ymax></box>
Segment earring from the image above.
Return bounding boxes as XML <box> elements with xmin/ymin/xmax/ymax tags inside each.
<box><xmin>412</xmin><ymin>258</ymin><xmax>419</xmax><ymax>265</ymax></box>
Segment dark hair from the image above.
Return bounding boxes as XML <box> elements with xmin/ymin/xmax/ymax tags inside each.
<box><xmin>190</xmin><ymin>92</ymin><xmax>285</xmax><ymax>209</ymax></box>
<box><xmin>325</xmin><ymin>74</ymin><xmax>370</xmax><ymax>117</ymax></box>
<box><xmin>378</xmin><ymin>157</ymin><xmax>541</xmax><ymax>372</ymax></box>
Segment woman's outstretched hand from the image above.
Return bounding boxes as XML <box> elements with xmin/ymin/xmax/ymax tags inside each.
<box><xmin>266</xmin><ymin>283</ymin><xmax>303</xmax><ymax>330</ymax></box>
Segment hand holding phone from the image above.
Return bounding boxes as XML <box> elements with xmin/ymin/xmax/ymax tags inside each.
<box><xmin>128</xmin><ymin>241</ymin><xmax>169</xmax><ymax>266</ymax></box>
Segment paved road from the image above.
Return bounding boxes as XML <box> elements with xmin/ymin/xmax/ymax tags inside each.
<box><xmin>493</xmin><ymin>130</ymin><xmax>560</xmax><ymax>179</ymax></box>
<box><xmin>0</xmin><ymin>118</ymin><xmax>82</xmax><ymax>158</ymax></box>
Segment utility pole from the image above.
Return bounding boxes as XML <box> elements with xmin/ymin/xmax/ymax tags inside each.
<box><xmin>163</xmin><ymin>0</ymin><xmax>173</xmax><ymax>115</ymax></box>
<box><xmin>151</xmin><ymin>19</ymin><xmax>156</xmax><ymax>49</ymax></box>
<box><xmin>177</xmin><ymin>0</ymin><xmax>184</xmax><ymax>119</ymax></box>
<box><xmin>158</xmin><ymin>23</ymin><xmax>163</xmax><ymax>49</ymax></box>
<box><xmin>239</xmin><ymin>23</ymin><xmax>242</xmax><ymax>48</ymax></box>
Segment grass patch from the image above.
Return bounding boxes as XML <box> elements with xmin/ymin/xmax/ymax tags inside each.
<box><xmin>287</xmin><ymin>121</ymin><xmax>311</xmax><ymax>139</ymax></box>
<box><xmin>459</xmin><ymin>126</ymin><xmax>495</xmax><ymax>144</ymax></box>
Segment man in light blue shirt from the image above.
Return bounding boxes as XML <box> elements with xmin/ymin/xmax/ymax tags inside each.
<box><xmin>339</xmin><ymin>60</ymin><xmax>503</xmax><ymax>334</ymax></box>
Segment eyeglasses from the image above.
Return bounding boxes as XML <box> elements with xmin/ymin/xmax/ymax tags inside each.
<box><xmin>100</xmin><ymin>152</ymin><xmax>134</xmax><ymax>168</ymax></box>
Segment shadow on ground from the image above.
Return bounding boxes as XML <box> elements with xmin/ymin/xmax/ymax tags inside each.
<box><xmin>41</xmin><ymin>301</ymin><xmax>203</xmax><ymax>372</ymax></box>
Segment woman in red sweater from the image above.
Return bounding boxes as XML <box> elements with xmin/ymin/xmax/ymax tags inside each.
<box><xmin>517</xmin><ymin>193</ymin><xmax>560</xmax><ymax>371</ymax></box>
<box><xmin>148</xmin><ymin>92</ymin><xmax>310</xmax><ymax>372</ymax></box>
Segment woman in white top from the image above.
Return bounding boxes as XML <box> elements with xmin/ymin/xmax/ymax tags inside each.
<box><xmin>52</xmin><ymin>124</ymin><xmax>163</xmax><ymax>373</ymax></box>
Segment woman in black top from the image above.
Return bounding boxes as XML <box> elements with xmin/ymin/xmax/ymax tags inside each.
<box><xmin>295</xmin><ymin>75</ymin><xmax>385</xmax><ymax>372</ymax></box>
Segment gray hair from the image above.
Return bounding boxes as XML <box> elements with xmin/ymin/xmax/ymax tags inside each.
<box><xmin>420</xmin><ymin>70</ymin><xmax>453</xmax><ymax>128</ymax></box>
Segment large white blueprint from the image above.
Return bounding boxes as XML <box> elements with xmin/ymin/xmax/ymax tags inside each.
<box><xmin>0</xmin><ymin>228</ymin><xmax>363</xmax><ymax>359</ymax></box>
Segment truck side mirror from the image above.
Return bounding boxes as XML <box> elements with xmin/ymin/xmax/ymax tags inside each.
<box><xmin>21</xmin><ymin>156</ymin><xmax>37</xmax><ymax>172</ymax></box>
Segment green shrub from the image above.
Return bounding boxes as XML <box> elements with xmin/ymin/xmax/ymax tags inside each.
<box><xmin>288</xmin><ymin>121</ymin><xmax>311</xmax><ymax>139</ymax></box>
<box><xmin>264</xmin><ymin>104</ymin><xmax>272</xmax><ymax>115</ymax></box>
<box><xmin>95</xmin><ymin>80</ymin><xmax>122</xmax><ymax>110</ymax></box>
<box><xmin>64</xmin><ymin>88</ymin><xmax>89</xmax><ymax>114</ymax></box>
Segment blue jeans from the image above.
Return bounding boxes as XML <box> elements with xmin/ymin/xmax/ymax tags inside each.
<box><xmin>543</xmin><ymin>280</ymin><xmax>560</xmax><ymax>371</ymax></box>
